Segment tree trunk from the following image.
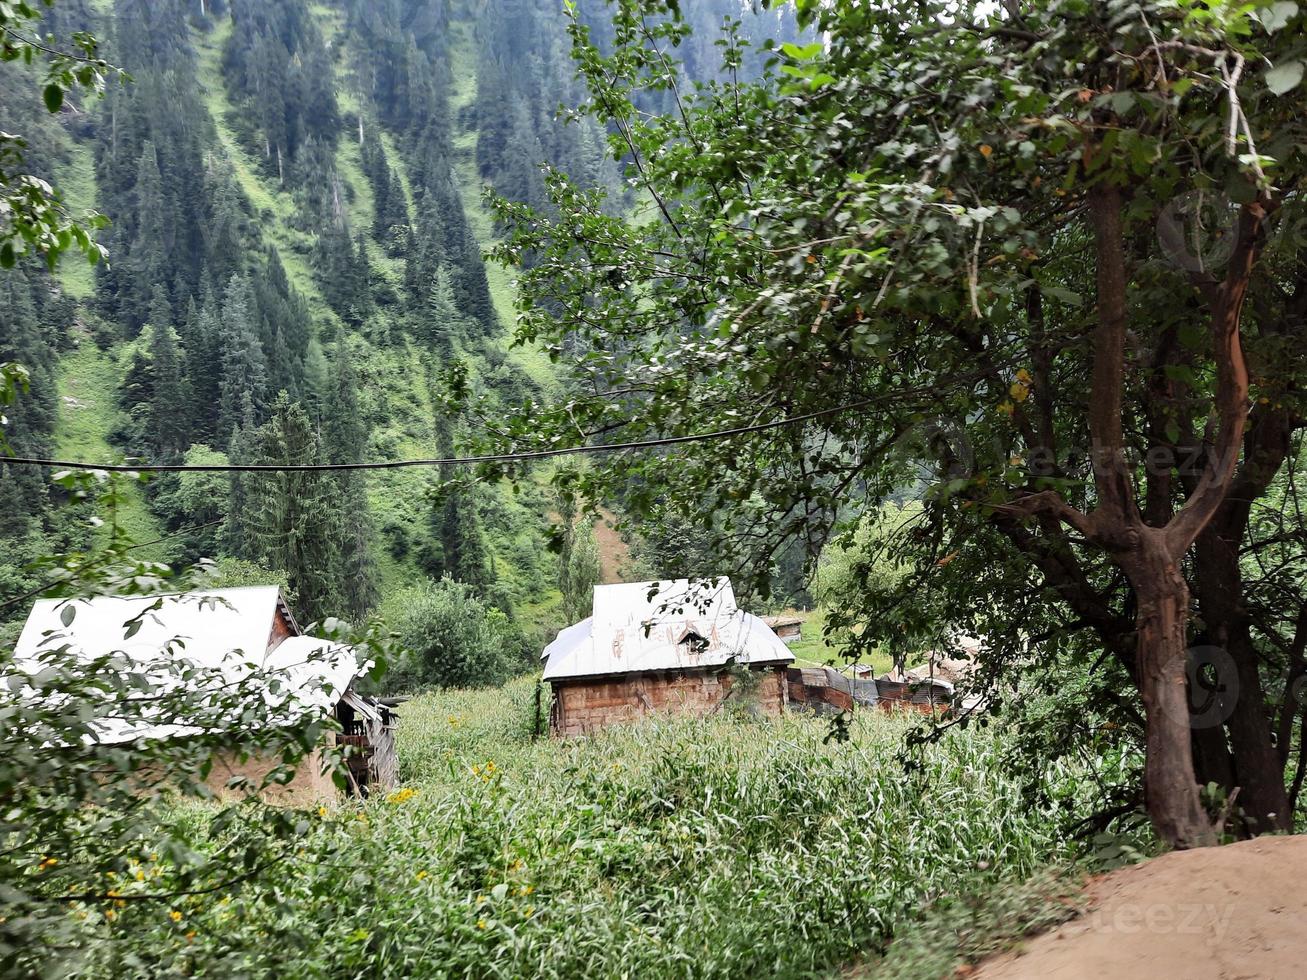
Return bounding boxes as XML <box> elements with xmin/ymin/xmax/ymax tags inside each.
<box><xmin>1190</xmin><ymin>721</ymin><xmax>1234</xmax><ymax>799</ymax></box>
<box><xmin>1189</xmin><ymin>414</ymin><xmax>1296</xmax><ymax>835</ymax></box>
<box><xmin>1191</xmin><ymin>517</ymin><xmax>1286</xmax><ymax>835</ymax></box>
<box><xmin>1127</xmin><ymin>535</ymin><xmax>1217</xmax><ymax>848</ymax></box>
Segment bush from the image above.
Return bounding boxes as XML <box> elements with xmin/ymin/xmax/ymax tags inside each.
<box><xmin>389</xmin><ymin>578</ymin><xmax>532</xmax><ymax>691</ymax></box>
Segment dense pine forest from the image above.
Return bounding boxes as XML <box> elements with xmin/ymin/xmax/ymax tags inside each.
<box><xmin>0</xmin><ymin>0</ymin><xmax>801</xmax><ymax>654</ymax></box>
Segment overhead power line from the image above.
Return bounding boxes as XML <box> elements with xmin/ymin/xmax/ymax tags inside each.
<box><xmin>0</xmin><ymin>398</ymin><xmax>873</xmax><ymax>474</ymax></box>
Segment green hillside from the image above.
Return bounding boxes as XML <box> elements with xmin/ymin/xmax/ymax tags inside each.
<box><xmin>2</xmin><ymin>0</ymin><xmax>596</xmax><ymax>644</ymax></box>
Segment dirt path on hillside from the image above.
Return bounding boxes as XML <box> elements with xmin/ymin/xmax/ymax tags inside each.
<box><xmin>977</xmin><ymin>835</ymin><xmax>1307</xmax><ymax>980</ymax></box>
<box><xmin>594</xmin><ymin>508</ymin><xmax>630</xmax><ymax>583</ymax></box>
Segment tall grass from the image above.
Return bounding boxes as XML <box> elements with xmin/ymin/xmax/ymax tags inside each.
<box><xmin>79</xmin><ymin>677</ymin><xmax>1083</xmax><ymax>978</ymax></box>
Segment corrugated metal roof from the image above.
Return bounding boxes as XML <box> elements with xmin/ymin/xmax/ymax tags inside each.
<box><xmin>11</xmin><ymin>588</ymin><xmax>365</xmax><ymax>743</ymax></box>
<box><xmin>542</xmin><ymin>578</ymin><xmax>794</xmax><ymax>681</ymax></box>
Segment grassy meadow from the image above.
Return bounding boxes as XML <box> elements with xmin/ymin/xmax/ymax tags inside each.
<box><xmin>76</xmin><ymin>677</ymin><xmax>1097</xmax><ymax>978</ymax></box>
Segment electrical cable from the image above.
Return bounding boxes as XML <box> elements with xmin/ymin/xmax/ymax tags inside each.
<box><xmin>0</xmin><ymin>397</ymin><xmax>873</xmax><ymax>474</ymax></box>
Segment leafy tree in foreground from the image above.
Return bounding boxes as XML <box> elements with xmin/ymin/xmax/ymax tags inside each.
<box><xmin>0</xmin><ymin>0</ymin><xmax>115</xmax><ymax>271</ymax></box>
<box><xmin>493</xmin><ymin>0</ymin><xmax>1307</xmax><ymax>847</ymax></box>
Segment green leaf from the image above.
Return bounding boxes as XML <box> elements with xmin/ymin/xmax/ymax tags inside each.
<box><xmin>0</xmin><ymin>242</ymin><xmax>13</xmax><ymax>268</ymax></box>
<box><xmin>1042</xmin><ymin>285</ymin><xmax>1081</xmax><ymax>307</ymax></box>
<box><xmin>781</xmin><ymin>41</ymin><xmax>823</xmax><ymax>62</ymax></box>
<box><xmin>43</xmin><ymin>83</ymin><xmax>63</xmax><ymax>113</ymax></box>
<box><xmin>1265</xmin><ymin>61</ymin><xmax>1304</xmax><ymax>95</ymax></box>
<box><xmin>59</xmin><ymin>604</ymin><xmax>76</xmax><ymax>627</ymax></box>
<box><xmin>1259</xmin><ymin>1</ymin><xmax>1298</xmax><ymax>32</ymax></box>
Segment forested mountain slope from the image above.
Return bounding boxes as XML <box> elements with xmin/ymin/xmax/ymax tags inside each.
<box><xmin>0</xmin><ymin>0</ymin><xmax>799</xmax><ymax>645</ymax></box>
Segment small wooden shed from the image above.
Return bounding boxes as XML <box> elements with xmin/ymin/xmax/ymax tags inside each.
<box><xmin>762</xmin><ymin>615</ymin><xmax>804</xmax><ymax>643</ymax></box>
<box><xmin>541</xmin><ymin>579</ymin><xmax>795</xmax><ymax>736</ymax></box>
<box><xmin>13</xmin><ymin>586</ymin><xmax>397</xmax><ymax>803</ymax></box>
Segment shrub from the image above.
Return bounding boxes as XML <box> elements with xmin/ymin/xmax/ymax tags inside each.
<box><xmin>389</xmin><ymin>578</ymin><xmax>532</xmax><ymax>690</ymax></box>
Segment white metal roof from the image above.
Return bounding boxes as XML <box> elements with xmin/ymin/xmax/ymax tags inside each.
<box><xmin>15</xmin><ymin>587</ymin><xmax>294</xmax><ymax>663</ymax></box>
<box><xmin>541</xmin><ymin>578</ymin><xmax>794</xmax><ymax>681</ymax></box>
<box><xmin>10</xmin><ymin>588</ymin><xmax>365</xmax><ymax>743</ymax></box>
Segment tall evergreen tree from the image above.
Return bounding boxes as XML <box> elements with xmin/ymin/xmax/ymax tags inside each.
<box><xmin>323</xmin><ymin>345</ymin><xmax>380</xmax><ymax>617</ymax></box>
<box><xmin>420</xmin><ymin>410</ymin><xmax>493</xmax><ymax>591</ymax></box>
<box><xmin>185</xmin><ymin>285</ymin><xmax>224</xmax><ymax>441</ymax></box>
<box><xmin>148</xmin><ymin>291</ymin><xmax>191</xmax><ymax>460</ymax></box>
<box><xmin>126</xmin><ymin>141</ymin><xmax>169</xmax><ymax>332</ymax></box>
<box><xmin>243</xmin><ymin>392</ymin><xmax>344</xmax><ymax>624</ymax></box>
<box><xmin>217</xmin><ymin>274</ymin><xmax>269</xmax><ymax>436</ymax></box>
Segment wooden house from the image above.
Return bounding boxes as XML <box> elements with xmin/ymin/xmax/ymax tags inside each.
<box><xmin>541</xmin><ymin>579</ymin><xmax>795</xmax><ymax>736</ymax></box>
<box><xmin>762</xmin><ymin>614</ymin><xmax>804</xmax><ymax>643</ymax></box>
<box><xmin>13</xmin><ymin>586</ymin><xmax>397</xmax><ymax>803</ymax></box>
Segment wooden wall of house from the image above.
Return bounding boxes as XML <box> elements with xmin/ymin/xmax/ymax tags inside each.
<box><xmin>267</xmin><ymin>605</ymin><xmax>297</xmax><ymax>650</ymax></box>
<box><xmin>550</xmin><ymin>665</ymin><xmax>788</xmax><ymax>737</ymax></box>
<box><xmin>203</xmin><ymin>746</ymin><xmax>337</xmax><ymax>806</ymax></box>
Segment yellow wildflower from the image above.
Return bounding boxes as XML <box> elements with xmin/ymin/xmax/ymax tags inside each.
<box><xmin>524</xmin><ymin>906</ymin><xmax>535</xmax><ymax>918</ymax></box>
<box><xmin>104</xmin><ymin>909</ymin><xmax>116</xmax><ymax>922</ymax></box>
<box><xmin>477</xmin><ymin>919</ymin><xmax>488</xmax><ymax>930</ymax></box>
<box><xmin>134</xmin><ymin>870</ymin><xmax>145</xmax><ymax>882</ymax></box>
<box><xmin>386</xmin><ymin>787</ymin><xmax>417</xmax><ymax>804</ymax></box>
<box><xmin>38</xmin><ymin>856</ymin><xmax>58</xmax><ymax>871</ymax></box>
<box><xmin>415</xmin><ymin>870</ymin><xmax>429</xmax><ymax>881</ymax></box>
<box><xmin>169</xmin><ymin>910</ymin><xmax>183</xmax><ymax>923</ymax></box>
<box><xmin>318</xmin><ymin>805</ymin><xmax>328</xmax><ymax>818</ymax></box>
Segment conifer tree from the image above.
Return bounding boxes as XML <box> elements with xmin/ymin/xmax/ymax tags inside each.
<box><xmin>323</xmin><ymin>345</ymin><xmax>380</xmax><ymax>618</ymax></box>
<box><xmin>217</xmin><ymin>274</ymin><xmax>269</xmax><ymax>435</ymax></box>
<box><xmin>126</xmin><ymin>141</ymin><xmax>168</xmax><ymax>332</ymax></box>
<box><xmin>186</xmin><ymin>285</ymin><xmax>224</xmax><ymax>441</ymax></box>
<box><xmin>148</xmin><ymin>301</ymin><xmax>191</xmax><ymax>460</ymax></box>
<box><xmin>420</xmin><ymin>410</ymin><xmax>493</xmax><ymax>592</ymax></box>
<box><xmin>0</xmin><ymin>268</ymin><xmax>57</xmax><ymax>535</ymax></box>
<box><xmin>421</xmin><ymin>264</ymin><xmax>461</xmax><ymax>353</ymax></box>
<box><xmin>243</xmin><ymin>392</ymin><xmax>344</xmax><ymax>624</ymax></box>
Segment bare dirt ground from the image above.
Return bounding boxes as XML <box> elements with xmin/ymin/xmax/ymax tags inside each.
<box><xmin>593</xmin><ymin>507</ymin><xmax>631</xmax><ymax>583</ymax></box>
<box><xmin>977</xmin><ymin>834</ymin><xmax>1307</xmax><ymax>980</ymax></box>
